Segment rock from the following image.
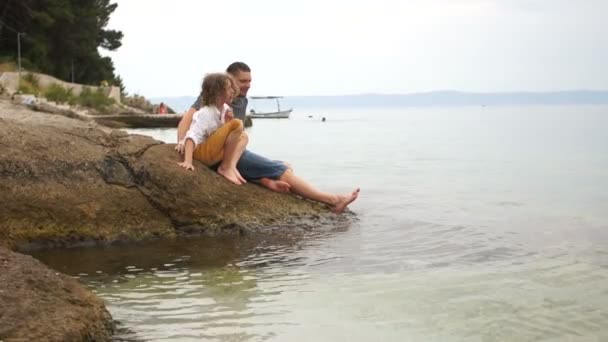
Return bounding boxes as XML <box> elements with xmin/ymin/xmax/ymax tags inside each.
<box><xmin>0</xmin><ymin>99</ymin><xmax>328</xmax><ymax>250</ymax></box>
<box><xmin>0</xmin><ymin>98</ymin><xmax>342</xmax><ymax>342</ymax></box>
<box><xmin>244</xmin><ymin>115</ymin><xmax>253</xmax><ymax>127</ymax></box>
<box><xmin>0</xmin><ymin>246</ymin><xmax>114</xmax><ymax>341</ymax></box>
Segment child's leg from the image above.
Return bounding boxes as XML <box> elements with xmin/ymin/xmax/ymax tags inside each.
<box><xmin>217</xmin><ymin>130</ymin><xmax>248</xmax><ymax>184</ymax></box>
<box><xmin>193</xmin><ymin>120</ymin><xmax>247</xmax><ymax>185</ymax></box>
<box><xmin>193</xmin><ymin>120</ymin><xmax>243</xmax><ymax>165</ymax></box>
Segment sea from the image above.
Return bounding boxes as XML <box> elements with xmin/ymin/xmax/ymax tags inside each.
<box><xmin>34</xmin><ymin>104</ymin><xmax>608</xmax><ymax>341</ymax></box>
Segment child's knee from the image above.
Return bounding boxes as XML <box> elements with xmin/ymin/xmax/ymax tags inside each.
<box><xmin>230</xmin><ymin>119</ymin><xmax>244</xmax><ymax>131</ymax></box>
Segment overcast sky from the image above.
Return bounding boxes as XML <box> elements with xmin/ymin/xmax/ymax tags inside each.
<box><xmin>102</xmin><ymin>0</ymin><xmax>607</xmax><ymax>98</ymax></box>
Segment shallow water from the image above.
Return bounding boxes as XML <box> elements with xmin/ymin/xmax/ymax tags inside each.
<box><xmin>35</xmin><ymin>106</ymin><xmax>608</xmax><ymax>341</ymax></box>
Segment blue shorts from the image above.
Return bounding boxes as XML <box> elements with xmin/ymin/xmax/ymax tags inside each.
<box><xmin>236</xmin><ymin>150</ymin><xmax>288</xmax><ymax>180</ymax></box>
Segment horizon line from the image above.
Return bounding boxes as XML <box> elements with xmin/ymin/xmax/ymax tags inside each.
<box><xmin>150</xmin><ymin>89</ymin><xmax>608</xmax><ymax>99</ymax></box>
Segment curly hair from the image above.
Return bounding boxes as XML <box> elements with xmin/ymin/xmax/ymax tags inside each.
<box><xmin>200</xmin><ymin>73</ymin><xmax>232</xmax><ymax>107</ymax></box>
<box><xmin>228</xmin><ymin>75</ymin><xmax>239</xmax><ymax>97</ymax></box>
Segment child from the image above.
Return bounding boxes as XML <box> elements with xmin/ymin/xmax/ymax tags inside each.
<box><xmin>177</xmin><ymin>73</ymin><xmax>248</xmax><ymax>185</ymax></box>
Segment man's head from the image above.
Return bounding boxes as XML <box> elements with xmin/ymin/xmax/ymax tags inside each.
<box><xmin>226</xmin><ymin>62</ymin><xmax>251</xmax><ymax>97</ymax></box>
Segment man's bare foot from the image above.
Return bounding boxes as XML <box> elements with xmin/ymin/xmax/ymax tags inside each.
<box><xmin>260</xmin><ymin>178</ymin><xmax>291</xmax><ymax>193</ymax></box>
<box><xmin>332</xmin><ymin>188</ymin><xmax>360</xmax><ymax>214</ymax></box>
<box><xmin>217</xmin><ymin>166</ymin><xmax>244</xmax><ymax>185</ymax></box>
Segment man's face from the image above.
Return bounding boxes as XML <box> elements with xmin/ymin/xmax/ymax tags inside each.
<box><xmin>232</xmin><ymin>71</ymin><xmax>252</xmax><ymax>97</ymax></box>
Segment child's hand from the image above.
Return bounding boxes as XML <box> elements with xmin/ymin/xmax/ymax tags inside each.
<box><xmin>178</xmin><ymin>161</ymin><xmax>194</xmax><ymax>171</ymax></box>
<box><xmin>224</xmin><ymin>109</ymin><xmax>234</xmax><ymax>122</ymax></box>
<box><xmin>175</xmin><ymin>141</ymin><xmax>185</xmax><ymax>154</ymax></box>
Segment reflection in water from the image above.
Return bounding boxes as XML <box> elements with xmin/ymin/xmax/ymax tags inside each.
<box><xmin>34</xmin><ymin>230</ymin><xmax>352</xmax><ymax>341</ymax></box>
<box><xmin>34</xmin><ymin>106</ymin><xmax>608</xmax><ymax>341</ymax></box>
<box><xmin>33</xmin><ymin>217</ymin><xmax>608</xmax><ymax>342</ymax></box>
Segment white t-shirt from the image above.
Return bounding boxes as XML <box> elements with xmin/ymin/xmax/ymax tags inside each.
<box><xmin>184</xmin><ymin>104</ymin><xmax>231</xmax><ymax>146</ymax></box>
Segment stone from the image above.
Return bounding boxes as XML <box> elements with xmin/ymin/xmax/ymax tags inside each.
<box><xmin>0</xmin><ymin>246</ymin><xmax>114</xmax><ymax>341</ymax></box>
<box><xmin>0</xmin><ymin>98</ymin><xmax>328</xmax><ymax>251</ymax></box>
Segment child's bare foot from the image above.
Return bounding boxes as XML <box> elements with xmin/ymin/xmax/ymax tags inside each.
<box><xmin>235</xmin><ymin>168</ymin><xmax>247</xmax><ymax>184</ymax></box>
<box><xmin>332</xmin><ymin>188</ymin><xmax>360</xmax><ymax>214</ymax></box>
<box><xmin>260</xmin><ymin>178</ymin><xmax>291</xmax><ymax>193</ymax></box>
<box><xmin>217</xmin><ymin>166</ymin><xmax>244</xmax><ymax>185</ymax></box>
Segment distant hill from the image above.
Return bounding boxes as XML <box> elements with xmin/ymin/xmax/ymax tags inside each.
<box><xmin>152</xmin><ymin>90</ymin><xmax>608</xmax><ymax>113</ymax></box>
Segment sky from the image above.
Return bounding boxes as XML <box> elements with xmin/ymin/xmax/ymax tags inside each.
<box><xmin>101</xmin><ymin>0</ymin><xmax>608</xmax><ymax>98</ymax></box>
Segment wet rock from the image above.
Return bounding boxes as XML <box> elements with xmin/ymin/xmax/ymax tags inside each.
<box><xmin>0</xmin><ymin>246</ymin><xmax>114</xmax><ymax>341</ymax></box>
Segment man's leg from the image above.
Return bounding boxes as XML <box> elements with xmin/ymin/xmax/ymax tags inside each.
<box><xmin>235</xmin><ymin>150</ymin><xmax>291</xmax><ymax>192</ymax></box>
<box><xmin>259</xmin><ymin>177</ymin><xmax>291</xmax><ymax>193</ymax></box>
<box><xmin>279</xmin><ymin>169</ymin><xmax>359</xmax><ymax>213</ymax></box>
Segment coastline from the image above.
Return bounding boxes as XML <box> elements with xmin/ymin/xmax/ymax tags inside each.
<box><xmin>0</xmin><ymin>97</ymin><xmax>343</xmax><ymax>341</ymax></box>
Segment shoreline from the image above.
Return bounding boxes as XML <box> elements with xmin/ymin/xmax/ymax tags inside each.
<box><xmin>0</xmin><ymin>97</ymin><xmax>342</xmax><ymax>341</ymax></box>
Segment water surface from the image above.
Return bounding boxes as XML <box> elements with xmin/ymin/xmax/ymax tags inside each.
<box><xmin>35</xmin><ymin>106</ymin><xmax>608</xmax><ymax>341</ymax></box>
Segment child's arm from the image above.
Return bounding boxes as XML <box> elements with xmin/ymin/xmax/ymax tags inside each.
<box><xmin>177</xmin><ymin>139</ymin><xmax>195</xmax><ymax>170</ymax></box>
<box><xmin>176</xmin><ymin>94</ymin><xmax>204</xmax><ymax>153</ymax></box>
<box><xmin>224</xmin><ymin>108</ymin><xmax>234</xmax><ymax>122</ymax></box>
<box><xmin>175</xmin><ymin>108</ymin><xmax>196</xmax><ymax>153</ymax></box>
<box><xmin>178</xmin><ymin>108</ymin><xmax>212</xmax><ymax>170</ymax></box>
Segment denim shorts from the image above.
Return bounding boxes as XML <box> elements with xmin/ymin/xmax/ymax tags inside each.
<box><xmin>236</xmin><ymin>150</ymin><xmax>288</xmax><ymax>180</ymax></box>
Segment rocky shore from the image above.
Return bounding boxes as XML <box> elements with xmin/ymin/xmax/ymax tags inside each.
<box><xmin>0</xmin><ymin>98</ymin><xmax>337</xmax><ymax>341</ymax></box>
<box><xmin>0</xmin><ymin>246</ymin><xmax>114</xmax><ymax>341</ymax></box>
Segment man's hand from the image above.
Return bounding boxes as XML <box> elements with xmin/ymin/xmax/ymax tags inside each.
<box><xmin>178</xmin><ymin>161</ymin><xmax>194</xmax><ymax>171</ymax></box>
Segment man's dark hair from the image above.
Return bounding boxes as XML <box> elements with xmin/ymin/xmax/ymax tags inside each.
<box><xmin>226</xmin><ymin>62</ymin><xmax>251</xmax><ymax>75</ymax></box>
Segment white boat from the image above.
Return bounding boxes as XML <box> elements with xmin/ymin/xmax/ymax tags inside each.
<box><xmin>248</xmin><ymin>96</ymin><xmax>292</xmax><ymax>119</ymax></box>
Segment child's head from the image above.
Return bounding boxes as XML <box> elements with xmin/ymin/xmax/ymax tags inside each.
<box><xmin>226</xmin><ymin>75</ymin><xmax>239</xmax><ymax>103</ymax></box>
<box><xmin>200</xmin><ymin>73</ymin><xmax>238</xmax><ymax>107</ymax></box>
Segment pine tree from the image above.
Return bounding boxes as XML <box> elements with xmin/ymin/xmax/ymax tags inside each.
<box><xmin>0</xmin><ymin>0</ymin><xmax>123</xmax><ymax>85</ymax></box>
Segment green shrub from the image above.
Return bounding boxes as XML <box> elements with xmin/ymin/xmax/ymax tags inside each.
<box><xmin>77</xmin><ymin>87</ymin><xmax>115</xmax><ymax>113</ymax></box>
<box><xmin>17</xmin><ymin>73</ymin><xmax>41</xmax><ymax>95</ymax></box>
<box><xmin>123</xmin><ymin>94</ymin><xmax>155</xmax><ymax>112</ymax></box>
<box><xmin>44</xmin><ymin>84</ymin><xmax>74</xmax><ymax>104</ymax></box>
<box><xmin>23</xmin><ymin>73</ymin><xmax>39</xmax><ymax>88</ymax></box>
<box><xmin>18</xmin><ymin>81</ymin><xmax>39</xmax><ymax>95</ymax></box>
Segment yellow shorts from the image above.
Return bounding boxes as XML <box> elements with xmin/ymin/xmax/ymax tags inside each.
<box><xmin>193</xmin><ymin>119</ymin><xmax>243</xmax><ymax>166</ymax></box>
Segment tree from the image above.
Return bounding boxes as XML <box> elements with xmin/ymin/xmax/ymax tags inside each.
<box><xmin>0</xmin><ymin>0</ymin><xmax>123</xmax><ymax>85</ymax></box>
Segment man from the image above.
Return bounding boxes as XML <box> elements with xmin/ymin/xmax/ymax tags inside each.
<box><xmin>176</xmin><ymin>61</ymin><xmax>251</xmax><ymax>148</ymax></box>
<box><xmin>176</xmin><ymin>62</ymin><xmax>359</xmax><ymax>213</ymax></box>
